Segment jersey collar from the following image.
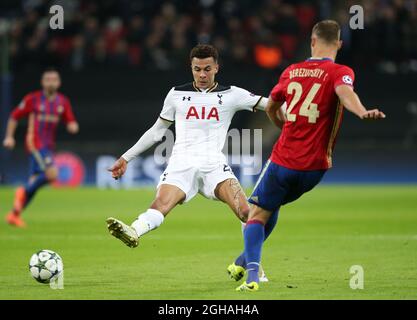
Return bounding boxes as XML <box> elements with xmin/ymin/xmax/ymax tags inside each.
<box><xmin>306</xmin><ymin>57</ymin><xmax>333</xmax><ymax>62</ymax></box>
<box><xmin>192</xmin><ymin>82</ymin><xmax>202</xmax><ymax>92</ymax></box>
<box><xmin>207</xmin><ymin>82</ymin><xmax>218</xmax><ymax>93</ymax></box>
<box><xmin>42</xmin><ymin>91</ymin><xmax>59</xmax><ymax>101</ymax></box>
<box><xmin>193</xmin><ymin>82</ymin><xmax>218</xmax><ymax>93</ymax></box>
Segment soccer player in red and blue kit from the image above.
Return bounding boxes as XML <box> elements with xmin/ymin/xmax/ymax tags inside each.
<box><xmin>2</xmin><ymin>68</ymin><xmax>79</xmax><ymax>227</ymax></box>
<box><xmin>229</xmin><ymin>20</ymin><xmax>386</xmax><ymax>291</ymax></box>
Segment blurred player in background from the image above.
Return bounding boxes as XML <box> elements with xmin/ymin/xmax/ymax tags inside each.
<box><xmin>231</xmin><ymin>20</ymin><xmax>386</xmax><ymax>291</ymax></box>
<box><xmin>2</xmin><ymin>68</ymin><xmax>79</xmax><ymax>227</ymax></box>
<box><xmin>106</xmin><ymin>45</ymin><xmax>276</xmax><ymax>282</ymax></box>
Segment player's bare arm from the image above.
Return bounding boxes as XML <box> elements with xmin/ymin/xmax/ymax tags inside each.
<box><xmin>108</xmin><ymin>117</ymin><xmax>172</xmax><ymax>179</ymax></box>
<box><xmin>2</xmin><ymin>118</ymin><xmax>18</xmax><ymax>149</ymax></box>
<box><xmin>335</xmin><ymin>85</ymin><xmax>386</xmax><ymax>120</ymax></box>
<box><xmin>265</xmin><ymin>97</ymin><xmax>286</xmax><ymax>129</ymax></box>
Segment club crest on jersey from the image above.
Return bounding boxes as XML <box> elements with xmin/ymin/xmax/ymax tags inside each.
<box><xmin>342</xmin><ymin>75</ymin><xmax>353</xmax><ymax>85</ymax></box>
<box><xmin>186</xmin><ymin>106</ymin><xmax>219</xmax><ymax>121</ymax></box>
<box><xmin>217</xmin><ymin>94</ymin><xmax>223</xmax><ymax>105</ymax></box>
<box><xmin>37</xmin><ymin>114</ymin><xmax>59</xmax><ymax>122</ymax></box>
<box><xmin>57</xmin><ymin>105</ymin><xmax>64</xmax><ymax>114</ymax></box>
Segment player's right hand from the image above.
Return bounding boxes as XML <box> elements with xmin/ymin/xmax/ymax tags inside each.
<box><xmin>360</xmin><ymin>109</ymin><xmax>386</xmax><ymax>120</ymax></box>
<box><xmin>3</xmin><ymin>137</ymin><xmax>16</xmax><ymax>150</ymax></box>
<box><xmin>108</xmin><ymin>157</ymin><xmax>128</xmax><ymax>179</ymax></box>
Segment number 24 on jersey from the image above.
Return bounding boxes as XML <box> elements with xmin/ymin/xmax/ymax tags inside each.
<box><xmin>286</xmin><ymin>81</ymin><xmax>321</xmax><ymax>124</ymax></box>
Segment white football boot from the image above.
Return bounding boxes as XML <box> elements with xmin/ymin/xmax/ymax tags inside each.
<box><xmin>259</xmin><ymin>264</ymin><xmax>269</xmax><ymax>282</ymax></box>
<box><xmin>106</xmin><ymin>217</ymin><xmax>139</xmax><ymax>248</ymax></box>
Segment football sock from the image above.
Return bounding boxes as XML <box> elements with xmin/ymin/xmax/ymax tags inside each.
<box><xmin>235</xmin><ymin>210</ymin><xmax>279</xmax><ymax>267</ymax></box>
<box><xmin>131</xmin><ymin>208</ymin><xmax>164</xmax><ymax>237</ymax></box>
<box><xmin>244</xmin><ymin>219</ymin><xmax>265</xmax><ymax>283</ymax></box>
<box><xmin>23</xmin><ymin>173</ymin><xmax>49</xmax><ymax>209</ymax></box>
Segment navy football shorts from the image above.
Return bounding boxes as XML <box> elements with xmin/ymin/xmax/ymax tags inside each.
<box><xmin>29</xmin><ymin>148</ymin><xmax>54</xmax><ymax>175</ymax></box>
<box><xmin>248</xmin><ymin>160</ymin><xmax>326</xmax><ymax>212</ymax></box>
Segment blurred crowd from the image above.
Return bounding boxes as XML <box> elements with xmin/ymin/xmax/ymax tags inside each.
<box><xmin>0</xmin><ymin>0</ymin><xmax>416</xmax><ymax>73</ymax></box>
<box><xmin>335</xmin><ymin>0</ymin><xmax>417</xmax><ymax>74</ymax></box>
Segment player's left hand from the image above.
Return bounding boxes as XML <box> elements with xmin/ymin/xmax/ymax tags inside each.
<box><xmin>361</xmin><ymin>109</ymin><xmax>386</xmax><ymax>120</ymax></box>
<box><xmin>67</xmin><ymin>122</ymin><xmax>79</xmax><ymax>134</ymax></box>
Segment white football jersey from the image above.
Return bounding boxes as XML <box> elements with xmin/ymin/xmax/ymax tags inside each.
<box><xmin>159</xmin><ymin>82</ymin><xmax>263</xmax><ymax>169</ymax></box>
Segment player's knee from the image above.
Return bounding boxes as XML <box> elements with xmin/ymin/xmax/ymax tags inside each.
<box><xmin>45</xmin><ymin>167</ymin><xmax>58</xmax><ymax>182</ymax></box>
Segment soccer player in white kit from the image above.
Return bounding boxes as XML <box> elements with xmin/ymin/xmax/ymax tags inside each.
<box><xmin>106</xmin><ymin>45</ymin><xmax>272</xmax><ymax>280</ymax></box>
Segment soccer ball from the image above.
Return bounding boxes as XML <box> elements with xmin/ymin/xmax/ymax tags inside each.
<box><xmin>29</xmin><ymin>250</ymin><xmax>63</xmax><ymax>284</ymax></box>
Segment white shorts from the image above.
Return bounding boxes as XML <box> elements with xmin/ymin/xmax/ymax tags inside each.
<box><xmin>157</xmin><ymin>161</ymin><xmax>237</xmax><ymax>202</ymax></box>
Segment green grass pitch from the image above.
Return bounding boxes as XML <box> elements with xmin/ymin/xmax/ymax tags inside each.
<box><xmin>0</xmin><ymin>185</ymin><xmax>416</xmax><ymax>300</ymax></box>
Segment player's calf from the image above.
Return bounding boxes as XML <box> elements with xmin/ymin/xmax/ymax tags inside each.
<box><xmin>13</xmin><ymin>186</ymin><xmax>27</xmax><ymax>213</ymax></box>
<box><xmin>239</xmin><ymin>204</ymin><xmax>250</xmax><ymax>223</ymax></box>
<box><xmin>150</xmin><ymin>184</ymin><xmax>186</xmax><ymax>215</ymax></box>
<box><xmin>215</xmin><ymin>178</ymin><xmax>250</xmax><ymax>222</ymax></box>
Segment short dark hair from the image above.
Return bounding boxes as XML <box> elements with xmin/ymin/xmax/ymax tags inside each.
<box><xmin>42</xmin><ymin>67</ymin><xmax>60</xmax><ymax>75</ymax></box>
<box><xmin>312</xmin><ymin>20</ymin><xmax>340</xmax><ymax>44</ymax></box>
<box><xmin>190</xmin><ymin>44</ymin><xmax>218</xmax><ymax>62</ymax></box>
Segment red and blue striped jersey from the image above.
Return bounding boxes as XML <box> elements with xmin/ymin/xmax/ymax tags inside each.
<box><xmin>11</xmin><ymin>90</ymin><xmax>76</xmax><ymax>151</ymax></box>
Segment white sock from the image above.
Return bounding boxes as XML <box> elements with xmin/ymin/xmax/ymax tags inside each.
<box><xmin>131</xmin><ymin>209</ymin><xmax>164</xmax><ymax>237</ymax></box>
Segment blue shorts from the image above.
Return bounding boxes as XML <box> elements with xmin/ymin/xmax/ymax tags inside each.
<box><xmin>248</xmin><ymin>160</ymin><xmax>326</xmax><ymax>212</ymax></box>
<box><xmin>29</xmin><ymin>148</ymin><xmax>54</xmax><ymax>175</ymax></box>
